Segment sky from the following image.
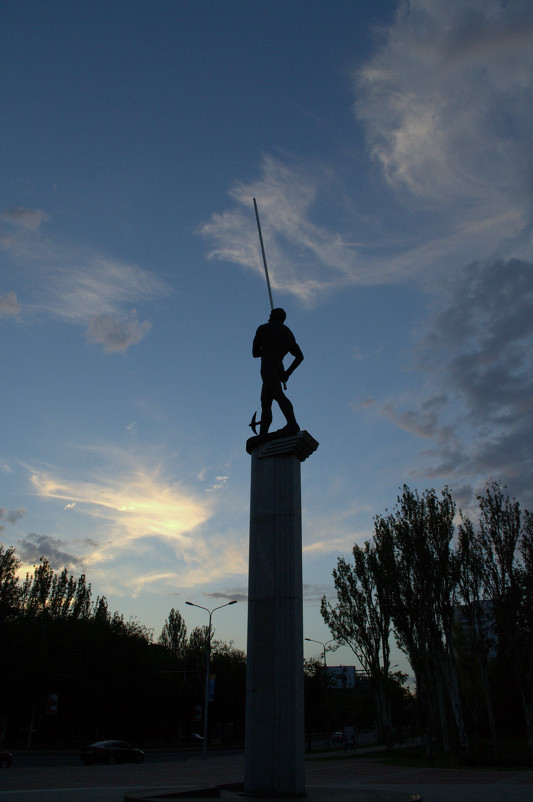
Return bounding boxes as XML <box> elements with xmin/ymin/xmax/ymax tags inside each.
<box><xmin>2</xmin><ymin>0</ymin><xmax>533</xmax><ymax>673</ymax></box>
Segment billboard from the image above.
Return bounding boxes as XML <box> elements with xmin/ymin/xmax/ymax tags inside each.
<box><xmin>326</xmin><ymin>667</ymin><xmax>371</xmax><ymax>690</ymax></box>
<box><xmin>326</xmin><ymin>666</ymin><xmax>356</xmax><ymax>689</ymax></box>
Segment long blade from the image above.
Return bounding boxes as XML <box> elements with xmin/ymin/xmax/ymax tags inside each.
<box><xmin>253</xmin><ymin>197</ymin><xmax>274</xmax><ymax>311</ymax></box>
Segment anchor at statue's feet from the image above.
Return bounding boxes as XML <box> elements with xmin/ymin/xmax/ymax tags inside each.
<box><xmin>247</xmin><ymin>411</ymin><xmax>300</xmax><ymax>450</ymax></box>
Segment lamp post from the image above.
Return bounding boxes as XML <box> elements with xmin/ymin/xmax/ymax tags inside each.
<box><xmin>305</xmin><ymin>637</ymin><xmax>336</xmax><ymax>750</ymax></box>
<box><xmin>186</xmin><ymin>600</ymin><xmax>237</xmax><ymax>758</ymax></box>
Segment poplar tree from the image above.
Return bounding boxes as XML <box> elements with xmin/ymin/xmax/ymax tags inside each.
<box><xmin>460</xmin><ymin>483</ymin><xmax>533</xmax><ymax>755</ymax></box>
<box><xmin>159</xmin><ymin>607</ymin><xmax>188</xmax><ymax>658</ymax></box>
<box><xmin>373</xmin><ymin>486</ymin><xmax>468</xmax><ymax>758</ymax></box>
<box><xmin>321</xmin><ymin>540</ymin><xmax>394</xmax><ymax>748</ymax></box>
<box><xmin>0</xmin><ymin>545</ymin><xmax>21</xmax><ymax>621</ymax></box>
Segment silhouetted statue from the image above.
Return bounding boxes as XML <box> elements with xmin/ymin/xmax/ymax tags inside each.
<box><xmin>252</xmin><ymin>308</ymin><xmax>304</xmax><ymax>436</ymax></box>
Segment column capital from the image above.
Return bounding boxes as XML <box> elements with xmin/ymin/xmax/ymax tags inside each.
<box><xmin>247</xmin><ymin>430</ymin><xmax>318</xmax><ymax>461</ymax></box>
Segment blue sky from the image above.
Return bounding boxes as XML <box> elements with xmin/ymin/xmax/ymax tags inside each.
<box><xmin>2</xmin><ymin>0</ymin><xmax>533</xmax><ymax>671</ymax></box>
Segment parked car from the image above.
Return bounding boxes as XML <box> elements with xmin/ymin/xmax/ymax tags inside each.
<box><xmin>331</xmin><ymin>731</ymin><xmax>344</xmax><ymax>743</ymax></box>
<box><xmin>0</xmin><ymin>747</ymin><xmax>13</xmax><ymax>768</ymax></box>
<box><xmin>81</xmin><ymin>740</ymin><xmax>144</xmax><ymax>765</ymax></box>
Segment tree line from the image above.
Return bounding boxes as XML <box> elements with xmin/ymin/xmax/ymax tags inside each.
<box><xmin>0</xmin><ymin>552</ymin><xmax>245</xmax><ymax>748</ymax></box>
<box><xmin>3</xmin><ymin>480</ymin><xmax>531</xmax><ymax>760</ymax></box>
<box><xmin>321</xmin><ymin>482</ymin><xmax>533</xmax><ymax>761</ymax></box>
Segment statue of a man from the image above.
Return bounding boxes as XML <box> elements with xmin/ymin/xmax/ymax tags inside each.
<box><xmin>252</xmin><ymin>308</ymin><xmax>304</xmax><ymax>436</ymax></box>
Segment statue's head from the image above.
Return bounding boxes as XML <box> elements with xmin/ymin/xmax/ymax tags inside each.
<box><xmin>269</xmin><ymin>307</ymin><xmax>286</xmax><ymax>322</ymax></box>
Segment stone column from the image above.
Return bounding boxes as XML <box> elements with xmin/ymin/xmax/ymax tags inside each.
<box><xmin>244</xmin><ymin>431</ymin><xmax>318</xmax><ymax>797</ymax></box>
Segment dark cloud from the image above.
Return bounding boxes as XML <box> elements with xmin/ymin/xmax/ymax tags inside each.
<box><xmin>303</xmin><ymin>583</ymin><xmax>335</xmax><ymax>603</ymax></box>
<box><xmin>203</xmin><ymin>583</ymin><xmax>334</xmax><ymax>605</ymax></box>
<box><xmin>85</xmin><ymin>312</ymin><xmax>151</xmax><ymax>353</ymax></box>
<box><xmin>2</xmin><ymin>207</ymin><xmax>47</xmax><ymax>230</ymax></box>
<box><xmin>404</xmin><ymin>258</ymin><xmax>533</xmax><ymax>506</ymax></box>
<box><xmin>205</xmin><ymin>589</ymin><xmax>248</xmax><ymax>603</ymax></box>
<box><xmin>0</xmin><ymin>506</ymin><xmax>26</xmax><ymax>524</ymax></box>
<box><xmin>17</xmin><ymin>534</ymin><xmax>84</xmax><ymax>571</ymax></box>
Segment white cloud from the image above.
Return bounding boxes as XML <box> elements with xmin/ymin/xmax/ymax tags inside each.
<box><xmin>201</xmin><ymin>3</ymin><xmax>533</xmax><ymax>305</ymax></box>
<box><xmin>200</xmin><ymin>155</ymin><xmax>364</xmax><ymax>304</ymax></box>
<box><xmin>355</xmin><ymin>0</ymin><xmax>533</xmax><ymax>257</ymax></box>
<box><xmin>339</xmin><ymin>1</ymin><xmax>533</xmax><ymax>509</ymax></box>
<box><xmin>205</xmin><ymin>476</ymin><xmax>229</xmax><ymax>493</ymax></box>
<box><xmin>47</xmin><ymin>254</ymin><xmax>164</xmax><ymax>322</ymax></box>
<box><xmin>25</xmin><ymin>447</ymin><xmax>248</xmax><ymax>595</ymax></box>
<box><xmin>0</xmin><ymin>221</ymin><xmax>166</xmax><ymax>351</ymax></box>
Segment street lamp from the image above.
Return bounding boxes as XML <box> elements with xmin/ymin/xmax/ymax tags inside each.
<box><xmin>305</xmin><ymin>637</ymin><xmax>336</xmax><ymax>672</ymax></box>
<box><xmin>185</xmin><ymin>600</ymin><xmax>237</xmax><ymax>758</ymax></box>
<box><xmin>305</xmin><ymin>637</ymin><xmax>336</xmax><ymax>750</ymax></box>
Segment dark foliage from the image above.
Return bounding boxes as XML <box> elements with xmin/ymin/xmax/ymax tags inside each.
<box><xmin>321</xmin><ymin>483</ymin><xmax>533</xmax><ymax>762</ymax></box>
<box><xmin>0</xmin><ymin>552</ymin><xmax>246</xmax><ymax>749</ymax></box>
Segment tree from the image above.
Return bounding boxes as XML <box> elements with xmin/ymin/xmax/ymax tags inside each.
<box><xmin>159</xmin><ymin>608</ymin><xmax>187</xmax><ymax>658</ymax></box>
<box><xmin>0</xmin><ymin>545</ymin><xmax>21</xmax><ymax>621</ymax></box>
<box><xmin>303</xmin><ymin>657</ymin><xmax>325</xmax><ymax>749</ymax></box>
<box><xmin>373</xmin><ymin>486</ymin><xmax>469</xmax><ymax>759</ymax></box>
<box><xmin>185</xmin><ymin>625</ymin><xmax>210</xmax><ymax>672</ymax></box>
<box><xmin>208</xmin><ymin>640</ymin><xmax>247</xmax><ymax>742</ymax></box>
<box><xmin>518</xmin><ymin>512</ymin><xmax>533</xmax><ymax>754</ymax></box>
<box><xmin>457</xmin><ymin>515</ymin><xmax>499</xmax><ymax>752</ymax></box>
<box><xmin>21</xmin><ymin>557</ymin><xmax>54</xmax><ymax>616</ymax></box>
<box><xmin>321</xmin><ymin>540</ymin><xmax>395</xmax><ymax>748</ymax></box>
<box><xmin>459</xmin><ymin>483</ymin><xmax>533</xmax><ymax>755</ymax></box>
<box><xmin>0</xmin><ymin>552</ymin><xmax>245</xmax><ymax>748</ymax></box>
<box><xmin>20</xmin><ymin>558</ymin><xmax>92</xmax><ymax>620</ymax></box>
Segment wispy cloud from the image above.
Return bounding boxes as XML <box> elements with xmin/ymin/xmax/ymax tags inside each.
<box><xmin>0</xmin><ymin>210</ymin><xmax>167</xmax><ymax>352</ymax></box>
<box><xmin>342</xmin><ymin>1</ymin><xmax>533</xmax><ymax>507</ymax></box>
<box><xmin>200</xmin><ymin>155</ymin><xmax>366</xmax><ymax>304</ymax></box>
<box><xmin>303</xmin><ymin>500</ymin><xmax>371</xmax><ymax>556</ymax></box>
<box><xmin>24</xmin><ymin>447</ymin><xmax>247</xmax><ymax>595</ymax></box>
<box><xmin>368</xmin><ymin>394</ymin><xmax>455</xmax><ymax>444</ymax></box>
<box><xmin>355</xmin><ymin>0</ymin><xmax>533</xmax><ymax>262</ymax></box>
<box><xmin>201</xmin><ymin>2</ymin><xmax>533</xmax><ymax>307</ymax></box>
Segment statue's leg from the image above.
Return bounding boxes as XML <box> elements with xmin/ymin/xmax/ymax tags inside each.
<box><xmin>260</xmin><ymin>384</ymin><xmax>273</xmax><ymax>435</ymax></box>
<box><xmin>276</xmin><ymin>389</ymin><xmax>299</xmax><ymax>434</ymax></box>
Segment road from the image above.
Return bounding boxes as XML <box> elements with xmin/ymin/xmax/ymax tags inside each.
<box><xmin>1</xmin><ymin>746</ymin><xmax>532</xmax><ymax>802</ymax></box>
<box><xmin>0</xmin><ymin>748</ymin><xmax>243</xmax><ymax>802</ymax></box>
<box><xmin>3</xmin><ymin>748</ymin><xmax>210</xmax><ymax>769</ymax></box>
